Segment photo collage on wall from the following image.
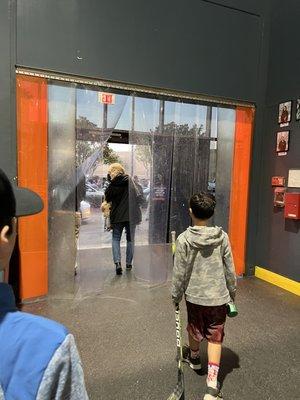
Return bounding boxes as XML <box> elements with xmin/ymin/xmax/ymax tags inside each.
<box><xmin>276</xmin><ymin>99</ymin><xmax>299</xmax><ymax>156</ymax></box>
<box><xmin>272</xmin><ymin>98</ymin><xmax>299</xmax><ymax>210</ymax></box>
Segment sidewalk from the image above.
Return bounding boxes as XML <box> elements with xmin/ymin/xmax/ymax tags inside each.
<box><xmin>79</xmin><ymin>208</ymin><xmax>150</xmax><ymax>250</ymax></box>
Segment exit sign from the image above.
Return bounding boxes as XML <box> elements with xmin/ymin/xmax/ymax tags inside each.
<box><xmin>98</xmin><ymin>92</ymin><xmax>115</xmax><ymax>105</ymax></box>
<box><xmin>271</xmin><ymin>176</ymin><xmax>285</xmax><ymax>186</ymax></box>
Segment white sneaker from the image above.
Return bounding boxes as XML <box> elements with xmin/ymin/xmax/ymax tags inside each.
<box><xmin>204</xmin><ymin>395</ymin><xmax>222</xmax><ymax>400</ymax></box>
<box><xmin>203</xmin><ymin>384</ymin><xmax>223</xmax><ymax>399</ymax></box>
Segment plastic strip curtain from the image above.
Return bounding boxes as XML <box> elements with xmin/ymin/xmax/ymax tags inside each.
<box><xmin>169</xmin><ymin>101</ymin><xmax>211</xmax><ymax>234</ymax></box>
<box><xmin>214</xmin><ymin>107</ymin><xmax>236</xmax><ymax>232</ymax></box>
<box><xmin>75</xmin><ymin>88</ymin><xmax>128</xmax><ymax>298</ymax></box>
<box><xmin>129</xmin><ymin>96</ymin><xmax>173</xmax><ymax>285</ymax></box>
<box><xmin>48</xmin><ymin>83</ymin><xmax>77</xmax><ymax>297</ymax></box>
<box><xmin>48</xmin><ymin>83</ymin><xmax>127</xmax><ymax>298</ymax></box>
<box><xmin>129</xmin><ymin>98</ymin><xmax>212</xmax><ymax>285</ymax></box>
<box><xmin>170</xmin><ymin>104</ymin><xmax>236</xmax><ymax>235</ymax></box>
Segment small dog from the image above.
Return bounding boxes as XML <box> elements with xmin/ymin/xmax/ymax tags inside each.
<box><xmin>101</xmin><ymin>201</ymin><xmax>111</xmax><ymax>231</ymax></box>
<box><xmin>101</xmin><ymin>200</ymin><xmax>111</xmax><ymax>217</ymax></box>
<box><xmin>101</xmin><ymin>163</ymin><xmax>125</xmax><ymax>231</ymax></box>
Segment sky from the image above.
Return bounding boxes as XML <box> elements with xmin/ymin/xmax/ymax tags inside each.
<box><xmin>76</xmin><ymin>88</ymin><xmax>209</xmax><ymax>132</ymax></box>
<box><xmin>49</xmin><ymin>85</ymin><xmax>231</xmax><ymax>139</ymax></box>
<box><xmin>110</xmin><ymin>143</ymin><xmax>130</xmax><ymax>152</ymax></box>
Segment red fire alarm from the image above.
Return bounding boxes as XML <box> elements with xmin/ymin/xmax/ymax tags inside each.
<box><xmin>284</xmin><ymin>193</ymin><xmax>300</xmax><ymax>219</ymax></box>
<box><xmin>271</xmin><ymin>176</ymin><xmax>285</xmax><ymax>186</ymax></box>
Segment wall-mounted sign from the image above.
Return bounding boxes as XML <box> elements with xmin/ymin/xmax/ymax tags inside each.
<box><xmin>288</xmin><ymin>169</ymin><xmax>300</xmax><ymax>188</ymax></box>
<box><xmin>271</xmin><ymin>176</ymin><xmax>285</xmax><ymax>186</ymax></box>
<box><xmin>274</xmin><ymin>187</ymin><xmax>286</xmax><ymax>207</ymax></box>
<box><xmin>153</xmin><ymin>186</ymin><xmax>167</xmax><ymax>201</ymax></box>
<box><xmin>98</xmin><ymin>92</ymin><xmax>115</xmax><ymax>105</ymax></box>
<box><xmin>284</xmin><ymin>193</ymin><xmax>300</xmax><ymax>219</ymax></box>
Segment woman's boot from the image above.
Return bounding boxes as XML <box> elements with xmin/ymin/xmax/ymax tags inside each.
<box><xmin>115</xmin><ymin>262</ymin><xmax>122</xmax><ymax>275</ymax></box>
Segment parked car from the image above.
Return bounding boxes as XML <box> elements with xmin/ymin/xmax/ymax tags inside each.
<box><xmin>85</xmin><ymin>182</ymin><xmax>104</xmax><ymax>207</ymax></box>
<box><xmin>208</xmin><ymin>178</ymin><xmax>216</xmax><ymax>193</ymax></box>
<box><xmin>142</xmin><ymin>185</ymin><xmax>150</xmax><ymax>205</ymax></box>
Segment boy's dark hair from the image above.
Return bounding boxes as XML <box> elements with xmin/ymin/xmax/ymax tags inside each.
<box><xmin>190</xmin><ymin>192</ymin><xmax>216</xmax><ymax>220</ymax></box>
<box><xmin>0</xmin><ymin>169</ymin><xmax>16</xmax><ymax>234</ymax></box>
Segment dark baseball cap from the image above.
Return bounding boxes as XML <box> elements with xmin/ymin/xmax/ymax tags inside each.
<box><xmin>0</xmin><ymin>168</ymin><xmax>43</xmax><ymax>219</ymax></box>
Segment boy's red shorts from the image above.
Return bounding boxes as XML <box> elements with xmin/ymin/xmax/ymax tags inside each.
<box><xmin>186</xmin><ymin>301</ymin><xmax>227</xmax><ymax>344</ymax></box>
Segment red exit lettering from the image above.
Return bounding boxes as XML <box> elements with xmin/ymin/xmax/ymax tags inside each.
<box><xmin>98</xmin><ymin>92</ymin><xmax>115</xmax><ymax>105</ymax></box>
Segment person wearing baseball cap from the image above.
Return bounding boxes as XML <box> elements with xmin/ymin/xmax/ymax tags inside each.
<box><xmin>0</xmin><ymin>168</ymin><xmax>88</xmax><ymax>399</ymax></box>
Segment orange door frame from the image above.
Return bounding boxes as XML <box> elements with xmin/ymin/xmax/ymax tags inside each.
<box><xmin>17</xmin><ymin>76</ymin><xmax>48</xmax><ymax>300</ymax></box>
<box><xmin>228</xmin><ymin>107</ymin><xmax>254</xmax><ymax>276</ymax></box>
<box><xmin>16</xmin><ymin>75</ymin><xmax>254</xmax><ymax>298</ymax></box>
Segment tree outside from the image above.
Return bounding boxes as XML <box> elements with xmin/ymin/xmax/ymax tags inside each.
<box><xmin>103</xmin><ymin>144</ymin><xmax>121</xmax><ymax>165</ymax></box>
<box><xmin>76</xmin><ymin>116</ymin><xmax>121</xmax><ymax>171</ymax></box>
<box><xmin>133</xmin><ymin>122</ymin><xmax>204</xmax><ymax>175</ymax></box>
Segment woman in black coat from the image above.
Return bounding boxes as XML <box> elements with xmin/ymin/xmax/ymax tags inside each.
<box><xmin>105</xmin><ymin>163</ymin><xmax>142</xmax><ymax>275</ymax></box>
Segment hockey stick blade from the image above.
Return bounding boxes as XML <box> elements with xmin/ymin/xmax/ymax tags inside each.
<box><xmin>167</xmin><ymin>385</ymin><xmax>184</xmax><ymax>400</ymax></box>
<box><xmin>167</xmin><ymin>377</ymin><xmax>184</xmax><ymax>400</ymax></box>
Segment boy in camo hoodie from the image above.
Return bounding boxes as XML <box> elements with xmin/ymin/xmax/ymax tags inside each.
<box><xmin>172</xmin><ymin>192</ymin><xmax>236</xmax><ymax>400</ymax></box>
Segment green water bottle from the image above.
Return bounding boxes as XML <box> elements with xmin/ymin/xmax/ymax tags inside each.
<box><xmin>227</xmin><ymin>301</ymin><xmax>238</xmax><ymax>318</ymax></box>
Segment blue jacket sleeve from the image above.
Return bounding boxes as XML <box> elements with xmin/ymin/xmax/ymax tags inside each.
<box><xmin>37</xmin><ymin>334</ymin><xmax>89</xmax><ymax>400</ymax></box>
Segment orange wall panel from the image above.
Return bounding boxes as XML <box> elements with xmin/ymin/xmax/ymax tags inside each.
<box><xmin>17</xmin><ymin>76</ymin><xmax>48</xmax><ymax>300</ymax></box>
<box><xmin>229</xmin><ymin>107</ymin><xmax>254</xmax><ymax>276</ymax></box>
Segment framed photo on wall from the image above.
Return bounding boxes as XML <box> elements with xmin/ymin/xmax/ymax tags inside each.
<box><xmin>278</xmin><ymin>101</ymin><xmax>292</xmax><ymax>124</ymax></box>
<box><xmin>296</xmin><ymin>99</ymin><xmax>300</xmax><ymax>121</ymax></box>
<box><xmin>274</xmin><ymin>187</ymin><xmax>286</xmax><ymax>207</ymax></box>
<box><xmin>276</xmin><ymin>131</ymin><xmax>289</xmax><ymax>153</ymax></box>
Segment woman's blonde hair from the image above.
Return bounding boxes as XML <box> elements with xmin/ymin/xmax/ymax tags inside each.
<box><xmin>108</xmin><ymin>163</ymin><xmax>125</xmax><ymax>179</ymax></box>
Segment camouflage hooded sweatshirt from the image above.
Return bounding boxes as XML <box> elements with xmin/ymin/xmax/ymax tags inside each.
<box><xmin>172</xmin><ymin>226</ymin><xmax>236</xmax><ymax>306</ymax></box>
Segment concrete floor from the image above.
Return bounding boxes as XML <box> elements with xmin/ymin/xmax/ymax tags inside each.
<box><xmin>23</xmin><ymin>276</ymin><xmax>300</xmax><ymax>400</ymax></box>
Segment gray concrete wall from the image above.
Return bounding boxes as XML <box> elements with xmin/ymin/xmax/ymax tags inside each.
<box><xmin>0</xmin><ymin>0</ymin><xmax>16</xmax><ymax>178</ymax></box>
<box><xmin>16</xmin><ymin>0</ymin><xmax>262</xmax><ymax>102</ymax></box>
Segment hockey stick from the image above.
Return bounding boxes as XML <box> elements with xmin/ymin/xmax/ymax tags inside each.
<box><xmin>167</xmin><ymin>303</ymin><xmax>185</xmax><ymax>400</ymax></box>
<box><xmin>167</xmin><ymin>231</ymin><xmax>185</xmax><ymax>400</ymax></box>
